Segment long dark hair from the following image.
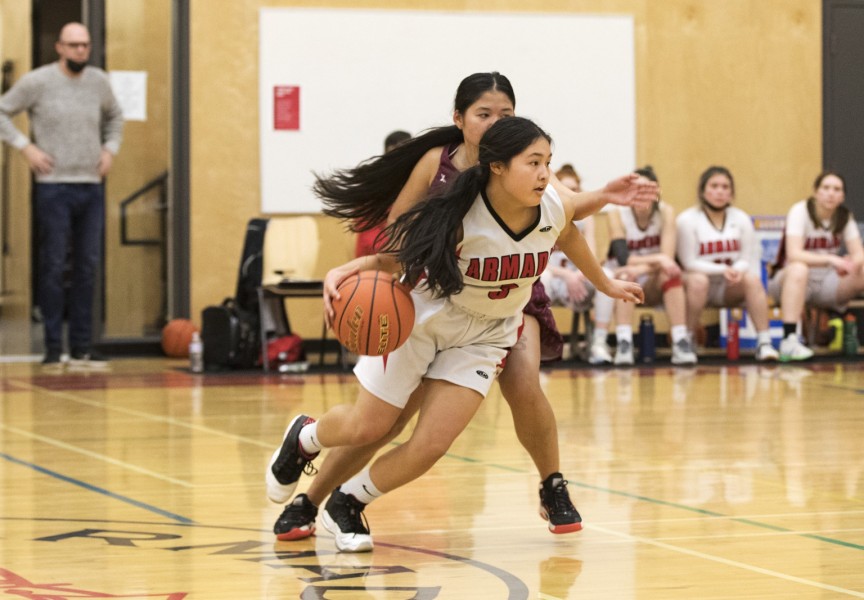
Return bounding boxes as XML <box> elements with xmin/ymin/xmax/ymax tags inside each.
<box><xmin>381</xmin><ymin>116</ymin><xmax>551</xmax><ymax>297</ymax></box>
<box><xmin>806</xmin><ymin>170</ymin><xmax>849</xmax><ymax>235</ymax></box>
<box><xmin>635</xmin><ymin>164</ymin><xmax>660</xmax><ymax>216</ymax></box>
<box><xmin>315</xmin><ymin>72</ymin><xmax>516</xmax><ymax>231</ymax></box>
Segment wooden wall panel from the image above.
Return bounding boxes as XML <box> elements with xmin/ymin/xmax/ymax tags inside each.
<box><xmin>0</xmin><ymin>0</ymin><xmax>33</xmax><ymax>335</ymax></box>
<box><xmin>189</xmin><ymin>0</ymin><xmax>821</xmax><ymax>338</ymax></box>
<box><xmin>105</xmin><ymin>0</ymin><xmax>171</xmax><ymax>336</ymax></box>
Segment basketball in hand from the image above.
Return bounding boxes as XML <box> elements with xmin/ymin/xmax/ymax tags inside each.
<box><xmin>330</xmin><ymin>271</ymin><xmax>415</xmax><ymax>355</ymax></box>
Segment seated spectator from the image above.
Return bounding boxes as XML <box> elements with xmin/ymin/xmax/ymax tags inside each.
<box><xmin>354</xmin><ymin>130</ymin><xmax>412</xmax><ymax>257</ymax></box>
<box><xmin>591</xmin><ymin>166</ymin><xmax>697</xmax><ymax>365</ymax></box>
<box><xmin>538</xmin><ymin>165</ymin><xmax>598</xmax><ymax>358</ymax></box>
<box><xmin>768</xmin><ymin>171</ymin><xmax>864</xmax><ymax>361</ymax></box>
<box><xmin>676</xmin><ymin>165</ymin><xmax>779</xmax><ymax>361</ymax></box>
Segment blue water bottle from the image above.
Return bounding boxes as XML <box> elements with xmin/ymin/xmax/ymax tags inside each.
<box><xmin>639</xmin><ymin>314</ymin><xmax>656</xmax><ymax>364</ymax></box>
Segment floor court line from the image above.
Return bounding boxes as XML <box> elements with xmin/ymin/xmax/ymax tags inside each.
<box><xmin>589</xmin><ymin>523</ymin><xmax>864</xmax><ymax>597</ymax></box>
<box><xmin>10</xmin><ymin>372</ymin><xmax>863</xmax><ymax>561</ymax></box>
<box><xmin>0</xmin><ymin>452</ymin><xmax>194</xmax><ymax>524</ymax></box>
<box><xmin>6</xmin><ymin>379</ymin><xmax>273</xmax><ymax>448</ymax></box>
<box><xmin>0</xmin><ymin>424</ymin><xmax>193</xmax><ymax>487</ymax></box>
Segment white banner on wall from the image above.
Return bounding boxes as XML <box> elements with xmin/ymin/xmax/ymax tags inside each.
<box><xmin>259</xmin><ymin>8</ymin><xmax>635</xmax><ymax>214</ymax></box>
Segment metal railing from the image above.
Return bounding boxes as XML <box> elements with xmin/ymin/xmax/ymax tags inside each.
<box><xmin>119</xmin><ymin>171</ymin><xmax>168</xmax><ymax>246</ymax></box>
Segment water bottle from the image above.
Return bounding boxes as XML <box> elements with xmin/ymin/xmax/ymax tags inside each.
<box><xmin>726</xmin><ymin>309</ymin><xmax>740</xmax><ymax>360</ymax></box>
<box><xmin>189</xmin><ymin>331</ymin><xmax>204</xmax><ymax>373</ymax></box>
<box><xmin>828</xmin><ymin>315</ymin><xmax>844</xmax><ymax>351</ymax></box>
<box><xmin>843</xmin><ymin>313</ymin><xmax>859</xmax><ymax>356</ymax></box>
<box><xmin>638</xmin><ymin>314</ymin><xmax>656</xmax><ymax>364</ymax></box>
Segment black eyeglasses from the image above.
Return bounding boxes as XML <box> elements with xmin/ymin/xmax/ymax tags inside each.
<box><xmin>60</xmin><ymin>41</ymin><xmax>91</xmax><ymax>49</ymax></box>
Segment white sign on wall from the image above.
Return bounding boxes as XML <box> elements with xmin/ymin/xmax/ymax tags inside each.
<box><xmin>110</xmin><ymin>70</ymin><xmax>147</xmax><ymax>122</ymax></box>
<box><xmin>260</xmin><ymin>8</ymin><xmax>635</xmax><ymax>214</ymax></box>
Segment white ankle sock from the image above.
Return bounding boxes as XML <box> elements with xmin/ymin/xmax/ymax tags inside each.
<box><xmin>298</xmin><ymin>421</ymin><xmax>322</xmax><ymax>454</ymax></box>
<box><xmin>757</xmin><ymin>330</ymin><xmax>772</xmax><ymax>346</ymax></box>
<box><xmin>616</xmin><ymin>325</ymin><xmax>633</xmax><ymax>343</ymax></box>
<box><xmin>671</xmin><ymin>325</ymin><xmax>688</xmax><ymax>344</ymax></box>
<box><xmin>340</xmin><ymin>467</ymin><xmax>383</xmax><ymax>505</ymax></box>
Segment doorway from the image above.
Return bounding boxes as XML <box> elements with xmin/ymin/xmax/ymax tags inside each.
<box><xmin>0</xmin><ymin>0</ymin><xmax>176</xmax><ymax>358</ymax></box>
<box><xmin>823</xmin><ymin>0</ymin><xmax>864</xmax><ymax>218</ymax></box>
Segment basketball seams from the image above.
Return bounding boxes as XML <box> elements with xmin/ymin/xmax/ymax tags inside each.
<box><xmin>362</xmin><ymin>271</ymin><xmax>379</xmax><ymax>355</ymax></box>
<box><xmin>335</xmin><ymin>275</ymin><xmax>362</xmax><ymax>352</ymax></box>
<box><xmin>330</xmin><ymin>270</ymin><xmax>414</xmax><ymax>356</ymax></box>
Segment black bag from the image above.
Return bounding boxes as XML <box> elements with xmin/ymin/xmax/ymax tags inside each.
<box><xmin>200</xmin><ymin>218</ymin><xmax>269</xmax><ymax>370</ymax></box>
<box><xmin>201</xmin><ymin>299</ymin><xmax>259</xmax><ymax>369</ymax></box>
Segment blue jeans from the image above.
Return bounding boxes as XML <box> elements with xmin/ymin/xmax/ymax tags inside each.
<box><xmin>35</xmin><ymin>183</ymin><xmax>104</xmax><ymax>353</ymax></box>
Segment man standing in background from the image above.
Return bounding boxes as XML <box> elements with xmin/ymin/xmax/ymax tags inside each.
<box><xmin>0</xmin><ymin>22</ymin><xmax>123</xmax><ymax>368</ymax></box>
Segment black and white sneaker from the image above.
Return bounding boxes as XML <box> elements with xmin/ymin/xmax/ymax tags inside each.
<box><xmin>266</xmin><ymin>414</ymin><xmax>318</xmax><ymax>503</ymax></box>
<box><xmin>42</xmin><ymin>349</ymin><xmax>64</xmax><ymax>370</ymax></box>
<box><xmin>69</xmin><ymin>349</ymin><xmax>109</xmax><ymax>369</ymax></box>
<box><xmin>321</xmin><ymin>488</ymin><xmax>373</xmax><ymax>552</ymax></box>
<box><xmin>273</xmin><ymin>493</ymin><xmax>318</xmax><ymax>541</ymax></box>
<box><xmin>539</xmin><ymin>473</ymin><xmax>583</xmax><ymax>534</ymax></box>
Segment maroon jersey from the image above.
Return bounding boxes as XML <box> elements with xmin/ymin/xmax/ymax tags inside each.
<box><xmin>429</xmin><ymin>143</ymin><xmax>461</xmax><ymax>196</ymax></box>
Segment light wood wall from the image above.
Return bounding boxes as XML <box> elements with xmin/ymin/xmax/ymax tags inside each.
<box><xmin>0</xmin><ymin>0</ymin><xmax>32</xmax><ymax>325</ymax></box>
<box><xmin>190</xmin><ymin>0</ymin><xmax>821</xmax><ymax>338</ymax></box>
<box><xmin>105</xmin><ymin>0</ymin><xmax>171</xmax><ymax>337</ymax></box>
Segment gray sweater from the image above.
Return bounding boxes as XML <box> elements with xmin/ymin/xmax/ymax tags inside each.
<box><xmin>0</xmin><ymin>62</ymin><xmax>124</xmax><ymax>183</ymax></box>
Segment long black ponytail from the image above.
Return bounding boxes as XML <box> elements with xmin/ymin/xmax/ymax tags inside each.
<box><xmin>315</xmin><ymin>126</ymin><xmax>463</xmax><ymax>231</ymax></box>
<box><xmin>315</xmin><ymin>72</ymin><xmax>516</xmax><ymax>232</ymax></box>
<box><xmin>382</xmin><ymin>116</ymin><xmax>552</xmax><ymax>297</ymax></box>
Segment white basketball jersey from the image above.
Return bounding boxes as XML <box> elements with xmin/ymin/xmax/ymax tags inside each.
<box><xmin>617</xmin><ymin>205</ymin><xmax>663</xmax><ymax>256</ymax></box>
<box><xmin>676</xmin><ymin>205</ymin><xmax>758</xmax><ymax>275</ymax></box>
<box><xmin>785</xmin><ymin>199</ymin><xmax>860</xmax><ymax>255</ymax></box>
<box><xmin>450</xmin><ymin>185</ymin><xmax>566</xmax><ymax>319</ymax></box>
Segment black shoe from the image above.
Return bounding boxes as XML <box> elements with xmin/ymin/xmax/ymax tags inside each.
<box><xmin>69</xmin><ymin>349</ymin><xmax>110</xmax><ymax>368</ymax></box>
<box><xmin>42</xmin><ymin>349</ymin><xmax>63</xmax><ymax>367</ymax></box>
<box><xmin>274</xmin><ymin>493</ymin><xmax>318</xmax><ymax>541</ymax></box>
<box><xmin>539</xmin><ymin>473</ymin><xmax>583</xmax><ymax>534</ymax></box>
<box><xmin>265</xmin><ymin>414</ymin><xmax>319</xmax><ymax>503</ymax></box>
<box><xmin>321</xmin><ymin>488</ymin><xmax>373</xmax><ymax>552</ymax></box>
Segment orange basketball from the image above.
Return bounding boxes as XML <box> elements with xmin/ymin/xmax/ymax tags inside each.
<box><xmin>161</xmin><ymin>319</ymin><xmax>199</xmax><ymax>358</ymax></box>
<box><xmin>331</xmin><ymin>271</ymin><xmax>415</xmax><ymax>356</ymax></box>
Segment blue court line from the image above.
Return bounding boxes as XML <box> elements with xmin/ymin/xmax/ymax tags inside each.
<box><xmin>0</xmin><ymin>452</ymin><xmax>194</xmax><ymax>524</ymax></box>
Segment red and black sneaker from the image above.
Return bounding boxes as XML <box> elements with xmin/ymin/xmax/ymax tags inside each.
<box><xmin>274</xmin><ymin>493</ymin><xmax>318</xmax><ymax>541</ymax></box>
<box><xmin>539</xmin><ymin>473</ymin><xmax>583</xmax><ymax>534</ymax></box>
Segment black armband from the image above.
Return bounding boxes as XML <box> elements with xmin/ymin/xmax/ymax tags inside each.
<box><xmin>609</xmin><ymin>238</ymin><xmax>629</xmax><ymax>266</ymax></box>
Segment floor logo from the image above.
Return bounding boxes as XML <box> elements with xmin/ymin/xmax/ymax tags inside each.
<box><xmin>2</xmin><ymin>518</ymin><xmax>529</xmax><ymax>598</ymax></box>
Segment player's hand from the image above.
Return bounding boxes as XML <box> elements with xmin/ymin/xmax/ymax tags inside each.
<box><xmin>22</xmin><ymin>144</ymin><xmax>54</xmax><ymax>175</ymax></box>
<box><xmin>565</xmin><ymin>270</ymin><xmax>589</xmax><ymax>303</ymax></box>
<box><xmin>657</xmin><ymin>256</ymin><xmax>681</xmax><ymax>278</ymax></box>
<box><xmin>614</xmin><ymin>264</ymin><xmax>647</xmax><ymax>280</ymax></box>
<box><xmin>723</xmin><ymin>268</ymin><xmax>743</xmax><ymax>284</ymax></box>
<box><xmin>97</xmin><ymin>149</ymin><xmax>114</xmax><ymax>177</ymax></box>
<box><xmin>602</xmin><ymin>173</ymin><xmax>658</xmax><ymax>209</ymax></box>
<box><xmin>323</xmin><ymin>264</ymin><xmax>359</xmax><ymax>327</ymax></box>
<box><xmin>604</xmin><ymin>278</ymin><xmax>644</xmax><ymax>304</ymax></box>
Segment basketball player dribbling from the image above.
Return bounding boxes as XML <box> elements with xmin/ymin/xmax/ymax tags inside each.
<box><xmin>266</xmin><ymin>117</ymin><xmax>654</xmax><ymax>552</ymax></box>
<box><xmin>267</xmin><ymin>73</ymin><xmax>658</xmax><ymax>549</ymax></box>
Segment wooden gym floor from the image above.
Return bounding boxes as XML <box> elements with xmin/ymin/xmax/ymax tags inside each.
<box><xmin>1</xmin><ymin>357</ymin><xmax>863</xmax><ymax>599</ymax></box>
